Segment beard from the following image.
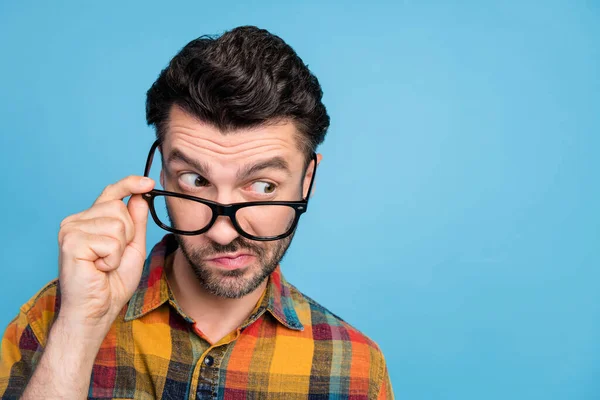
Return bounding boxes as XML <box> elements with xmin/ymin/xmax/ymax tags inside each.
<box><xmin>173</xmin><ymin>232</ymin><xmax>294</xmax><ymax>299</ymax></box>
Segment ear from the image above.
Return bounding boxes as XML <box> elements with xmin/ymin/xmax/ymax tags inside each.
<box><xmin>303</xmin><ymin>153</ymin><xmax>323</xmax><ymax>199</ymax></box>
<box><xmin>160</xmin><ymin>169</ymin><xmax>165</xmax><ymax>189</ymax></box>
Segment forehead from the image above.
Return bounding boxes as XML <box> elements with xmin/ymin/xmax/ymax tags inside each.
<box><xmin>162</xmin><ymin>106</ymin><xmax>304</xmax><ymax>168</ymax></box>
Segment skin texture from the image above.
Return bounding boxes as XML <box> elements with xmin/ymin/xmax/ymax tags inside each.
<box><xmin>21</xmin><ymin>106</ymin><xmax>322</xmax><ymax>398</ymax></box>
<box><xmin>23</xmin><ymin>175</ymin><xmax>156</xmax><ymax>399</ymax></box>
<box><xmin>162</xmin><ymin>105</ymin><xmax>322</xmax><ymax>342</ymax></box>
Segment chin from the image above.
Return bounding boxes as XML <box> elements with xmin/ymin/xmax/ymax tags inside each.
<box><xmin>195</xmin><ymin>260</ymin><xmax>271</xmax><ymax>299</ymax></box>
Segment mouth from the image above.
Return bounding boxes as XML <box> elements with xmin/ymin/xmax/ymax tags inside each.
<box><xmin>206</xmin><ymin>252</ymin><xmax>256</xmax><ymax>270</ymax></box>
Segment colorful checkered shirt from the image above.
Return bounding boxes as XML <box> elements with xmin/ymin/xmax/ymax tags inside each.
<box><xmin>0</xmin><ymin>234</ymin><xmax>393</xmax><ymax>399</ymax></box>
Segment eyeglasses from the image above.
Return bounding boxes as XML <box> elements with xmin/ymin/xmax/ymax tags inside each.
<box><xmin>141</xmin><ymin>140</ymin><xmax>317</xmax><ymax>241</ymax></box>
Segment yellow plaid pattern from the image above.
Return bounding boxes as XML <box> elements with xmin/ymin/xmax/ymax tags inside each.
<box><xmin>0</xmin><ymin>234</ymin><xmax>393</xmax><ymax>399</ymax></box>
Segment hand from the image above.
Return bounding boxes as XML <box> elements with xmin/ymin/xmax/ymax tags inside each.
<box><xmin>57</xmin><ymin>175</ymin><xmax>155</xmax><ymax>333</ymax></box>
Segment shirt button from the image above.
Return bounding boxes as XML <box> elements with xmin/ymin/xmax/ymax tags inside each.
<box><xmin>204</xmin><ymin>355</ymin><xmax>214</xmax><ymax>367</ymax></box>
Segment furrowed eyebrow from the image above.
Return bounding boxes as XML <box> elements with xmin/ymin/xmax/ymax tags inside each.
<box><xmin>237</xmin><ymin>157</ymin><xmax>291</xmax><ymax>181</ymax></box>
<box><xmin>165</xmin><ymin>149</ymin><xmax>291</xmax><ymax>181</ymax></box>
<box><xmin>166</xmin><ymin>148</ymin><xmax>211</xmax><ymax>177</ymax></box>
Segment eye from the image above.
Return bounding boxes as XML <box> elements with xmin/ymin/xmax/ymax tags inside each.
<box><xmin>250</xmin><ymin>181</ymin><xmax>277</xmax><ymax>194</ymax></box>
<box><xmin>180</xmin><ymin>173</ymin><xmax>209</xmax><ymax>188</ymax></box>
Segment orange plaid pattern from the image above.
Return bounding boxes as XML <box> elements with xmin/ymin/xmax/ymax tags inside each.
<box><xmin>0</xmin><ymin>234</ymin><xmax>393</xmax><ymax>399</ymax></box>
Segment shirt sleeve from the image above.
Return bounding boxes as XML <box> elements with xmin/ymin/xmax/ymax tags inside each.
<box><xmin>376</xmin><ymin>357</ymin><xmax>394</xmax><ymax>400</ymax></box>
<box><xmin>0</xmin><ymin>281</ymin><xmax>59</xmax><ymax>399</ymax></box>
<box><xmin>0</xmin><ymin>310</ymin><xmax>44</xmax><ymax>399</ymax></box>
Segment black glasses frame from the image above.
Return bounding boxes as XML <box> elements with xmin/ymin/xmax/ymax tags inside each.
<box><xmin>142</xmin><ymin>140</ymin><xmax>317</xmax><ymax>241</ymax></box>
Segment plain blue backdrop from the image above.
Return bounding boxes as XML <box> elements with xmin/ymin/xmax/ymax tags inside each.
<box><xmin>1</xmin><ymin>1</ymin><xmax>599</xmax><ymax>398</ymax></box>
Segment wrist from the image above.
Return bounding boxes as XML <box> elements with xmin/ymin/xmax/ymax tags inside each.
<box><xmin>54</xmin><ymin>310</ymin><xmax>116</xmax><ymax>343</ymax></box>
<box><xmin>48</xmin><ymin>317</ymin><xmax>105</xmax><ymax>359</ymax></box>
<box><xmin>21</xmin><ymin>316</ymin><xmax>106</xmax><ymax>399</ymax></box>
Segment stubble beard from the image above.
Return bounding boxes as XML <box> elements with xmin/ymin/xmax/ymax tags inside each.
<box><xmin>174</xmin><ymin>233</ymin><xmax>294</xmax><ymax>299</ymax></box>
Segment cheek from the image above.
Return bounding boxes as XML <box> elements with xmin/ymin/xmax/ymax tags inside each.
<box><xmin>262</xmin><ymin>241</ymin><xmax>277</xmax><ymax>255</ymax></box>
<box><xmin>266</xmin><ymin>236</ymin><xmax>291</xmax><ymax>259</ymax></box>
<box><xmin>177</xmin><ymin>235</ymin><xmax>211</xmax><ymax>254</ymax></box>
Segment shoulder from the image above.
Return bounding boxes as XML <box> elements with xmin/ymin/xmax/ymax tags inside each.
<box><xmin>18</xmin><ymin>280</ymin><xmax>61</xmax><ymax>347</ymax></box>
<box><xmin>286</xmin><ymin>283</ymin><xmax>391</xmax><ymax>394</ymax></box>
<box><xmin>288</xmin><ymin>282</ymin><xmax>385</xmax><ymax>354</ymax></box>
<box><xmin>20</xmin><ymin>279</ymin><xmax>60</xmax><ymax>316</ymax></box>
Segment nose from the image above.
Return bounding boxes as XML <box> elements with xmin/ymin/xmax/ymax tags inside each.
<box><xmin>203</xmin><ymin>215</ymin><xmax>240</xmax><ymax>245</ymax></box>
<box><xmin>202</xmin><ymin>192</ymin><xmax>240</xmax><ymax>245</ymax></box>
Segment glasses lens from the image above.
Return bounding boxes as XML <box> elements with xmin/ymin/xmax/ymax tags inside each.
<box><xmin>152</xmin><ymin>194</ymin><xmax>213</xmax><ymax>233</ymax></box>
<box><xmin>236</xmin><ymin>205</ymin><xmax>296</xmax><ymax>238</ymax></box>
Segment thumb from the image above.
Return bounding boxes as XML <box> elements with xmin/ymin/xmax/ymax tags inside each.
<box><xmin>124</xmin><ymin>194</ymin><xmax>149</xmax><ymax>263</ymax></box>
<box><xmin>112</xmin><ymin>194</ymin><xmax>150</xmax><ymax>302</ymax></box>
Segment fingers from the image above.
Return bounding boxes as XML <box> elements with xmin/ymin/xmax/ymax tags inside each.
<box><xmin>56</xmin><ymin>176</ymin><xmax>155</xmax><ymax>327</ymax></box>
<box><xmin>61</xmin><ymin>175</ymin><xmax>154</xmax><ymax>235</ymax></box>
<box><xmin>94</xmin><ymin>176</ymin><xmax>155</xmax><ymax>205</ymax></box>
<box><xmin>59</xmin><ymin>217</ymin><xmax>128</xmax><ymax>253</ymax></box>
<box><xmin>58</xmin><ymin>176</ymin><xmax>154</xmax><ymax>274</ymax></box>
<box><xmin>61</xmin><ymin>231</ymin><xmax>124</xmax><ymax>272</ymax></box>
<box><xmin>68</xmin><ymin>201</ymin><xmax>135</xmax><ymax>243</ymax></box>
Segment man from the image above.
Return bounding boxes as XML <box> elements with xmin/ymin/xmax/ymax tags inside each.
<box><xmin>0</xmin><ymin>26</ymin><xmax>393</xmax><ymax>399</ymax></box>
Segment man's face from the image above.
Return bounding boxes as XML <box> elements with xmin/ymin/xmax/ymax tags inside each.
<box><xmin>159</xmin><ymin>106</ymin><xmax>320</xmax><ymax>299</ymax></box>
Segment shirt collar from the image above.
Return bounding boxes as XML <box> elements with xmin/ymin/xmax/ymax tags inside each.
<box><xmin>124</xmin><ymin>234</ymin><xmax>174</xmax><ymax>322</ymax></box>
<box><xmin>124</xmin><ymin>234</ymin><xmax>303</xmax><ymax>331</ymax></box>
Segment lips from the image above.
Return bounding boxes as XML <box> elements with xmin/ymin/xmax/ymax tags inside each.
<box><xmin>206</xmin><ymin>254</ymin><xmax>255</xmax><ymax>270</ymax></box>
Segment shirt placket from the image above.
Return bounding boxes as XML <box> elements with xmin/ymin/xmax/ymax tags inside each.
<box><xmin>192</xmin><ymin>344</ymin><xmax>228</xmax><ymax>400</ymax></box>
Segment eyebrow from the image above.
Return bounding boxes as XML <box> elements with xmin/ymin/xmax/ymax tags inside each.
<box><xmin>166</xmin><ymin>148</ymin><xmax>291</xmax><ymax>180</ymax></box>
<box><xmin>236</xmin><ymin>157</ymin><xmax>291</xmax><ymax>181</ymax></box>
<box><xmin>166</xmin><ymin>149</ymin><xmax>211</xmax><ymax>177</ymax></box>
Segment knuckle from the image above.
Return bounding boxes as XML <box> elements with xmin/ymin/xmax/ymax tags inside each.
<box><xmin>113</xmin><ymin>199</ymin><xmax>128</xmax><ymax>214</ymax></box>
<box><xmin>60</xmin><ymin>214</ymin><xmax>76</xmax><ymax>228</ymax></box>
<box><xmin>103</xmin><ymin>200</ymin><xmax>126</xmax><ymax>217</ymax></box>
<box><xmin>101</xmin><ymin>183</ymin><xmax>114</xmax><ymax>197</ymax></box>
<box><xmin>107</xmin><ymin>237</ymin><xmax>122</xmax><ymax>253</ymax></box>
<box><xmin>117</xmin><ymin>202</ymin><xmax>134</xmax><ymax>225</ymax></box>
<box><xmin>58</xmin><ymin>226</ymin><xmax>69</xmax><ymax>243</ymax></box>
<box><xmin>110</xmin><ymin>218</ymin><xmax>126</xmax><ymax>237</ymax></box>
<box><xmin>60</xmin><ymin>231</ymin><xmax>79</xmax><ymax>254</ymax></box>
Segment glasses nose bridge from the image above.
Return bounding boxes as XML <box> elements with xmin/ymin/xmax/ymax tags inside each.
<box><xmin>213</xmin><ymin>203</ymin><xmax>238</xmax><ymax>224</ymax></box>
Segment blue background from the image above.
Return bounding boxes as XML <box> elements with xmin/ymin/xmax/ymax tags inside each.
<box><xmin>1</xmin><ymin>1</ymin><xmax>599</xmax><ymax>398</ymax></box>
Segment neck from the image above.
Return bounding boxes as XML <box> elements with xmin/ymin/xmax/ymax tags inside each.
<box><xmin>167</xmin><ymin>248</ymin><xmax>267</xmax><ymax>344</ymax></box>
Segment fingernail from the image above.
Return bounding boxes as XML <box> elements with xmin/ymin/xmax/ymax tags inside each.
<box><xmin>140</xmin><ymin>177</ymin><xmax>153</xmax><ymax>186</ymax></box>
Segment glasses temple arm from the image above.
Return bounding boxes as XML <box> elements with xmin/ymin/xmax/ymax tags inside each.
<box><xmin>303</xmin><ymin>152</ymin><xmax>318</xmax><ymax>203</ymax></box>
<box><xmin>144</xmin><ymin>140</ymin><xmax>161</xmax><ymax>177</ymax></box>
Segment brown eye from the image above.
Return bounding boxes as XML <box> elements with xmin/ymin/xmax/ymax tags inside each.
<box><xmin>180</xmin><ymin>173</ymin><xmax>209</xmax><ymax>188</ymax></box>
<box><xmin>250</xmin><ymin>181</ymin><xmax>276</xmax><ymax>194</ymax></box>
<box><xmin>195</xmin><ymin>176</ymin><xmax>209</xmax><ymax>187</ymax></box>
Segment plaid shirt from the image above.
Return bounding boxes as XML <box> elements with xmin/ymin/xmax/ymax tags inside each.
<box><xmin>0</xmin><ymin>234</ymin><xmax>393</xmax><ymax>399</ymax></box>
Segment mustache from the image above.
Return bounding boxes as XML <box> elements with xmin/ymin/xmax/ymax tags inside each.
<box><xmin>202</xmin><ymin>236</ymin><xmax>266</xmax><ymax>258</ymax></box>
